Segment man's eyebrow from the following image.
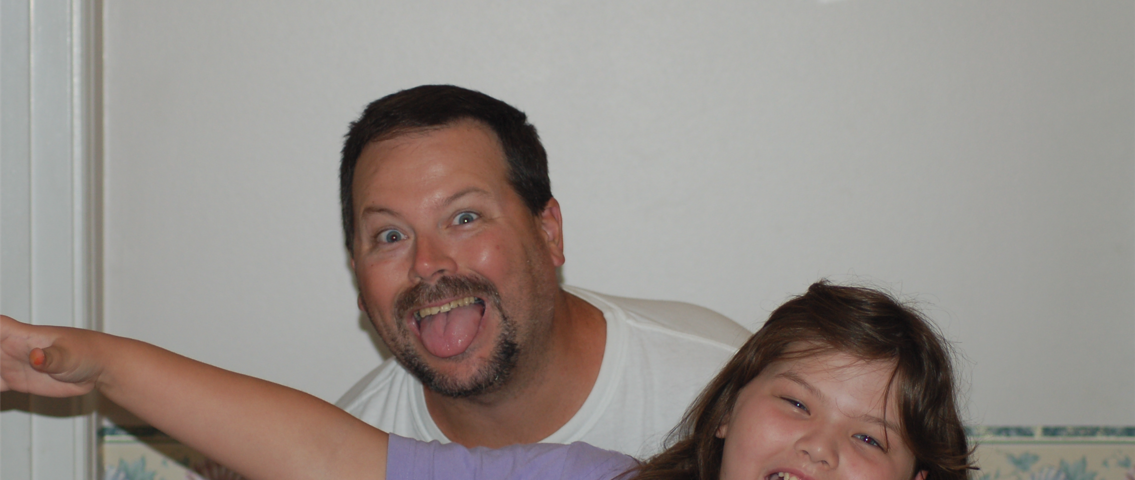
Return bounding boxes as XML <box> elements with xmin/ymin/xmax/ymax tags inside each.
<box><xmin>358</xmin><ymin>187</ymin><xmax>493</xmax><ymax>219</ymax></box>
<box><xmin>359</xmin><ymin>205</ymin><xmax>395</xmax><ymax>218</ymax></box>
<box><xmin>441</xmin><ymin>187</ymin><xmax>492</xmax><ymax>207</ymax></box>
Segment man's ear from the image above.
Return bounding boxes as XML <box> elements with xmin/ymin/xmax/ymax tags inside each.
<box><xmin>538</xmin><ymin>198</ymin><xmax>565</xmax><ymax>267</ymax></box>
<box><xmin>348</xmin><ymin>257</ymin><xmax>368</xmax><ymax>313</ymax></box>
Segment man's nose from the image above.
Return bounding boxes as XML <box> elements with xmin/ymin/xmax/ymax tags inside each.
<box><xmin>410</xmin><ymin>234</ymin><xmax>457</xmax><ymax>281</ymax></box>
<box><xmin>795</xmin><ymin>426</ymin><xmax>839</xmax><ymax>470</ymax></box>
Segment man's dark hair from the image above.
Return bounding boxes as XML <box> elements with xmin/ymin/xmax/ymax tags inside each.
<box><xmin>339</xmin><ymin>85</ymin><xmax>551</xmax><ymax>251</ymax></box>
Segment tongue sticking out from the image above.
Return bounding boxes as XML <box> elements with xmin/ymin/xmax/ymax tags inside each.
<box><xmin>418</xmin><ymin>302</ymin><xmax>484</xmax><ymax>358</ymax></box>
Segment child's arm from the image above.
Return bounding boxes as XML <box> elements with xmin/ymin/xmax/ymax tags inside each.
<box><xmin>0</xmin><ymin>315</ymin><xmax>388</xmax><ymax>480</ymax></box>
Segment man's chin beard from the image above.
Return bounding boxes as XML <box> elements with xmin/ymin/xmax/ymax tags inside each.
<box><xmin>398</xmin><ymin>328</ymin><xmax>520</xmax><ymax>399</ymax></box>
<box><xmin>386</xmin><ymin>273</ymin><xmax>521</xmax><ymax>398</ymax></box>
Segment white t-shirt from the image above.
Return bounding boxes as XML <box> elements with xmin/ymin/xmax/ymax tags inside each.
<box><xmin>336</xmin><ymin>286</ymin><xmax>751</xmax><ymax>458</ymax></box>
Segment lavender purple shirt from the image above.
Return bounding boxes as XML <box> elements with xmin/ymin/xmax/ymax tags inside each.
<box><xmin>387</xmin><ymin>434</ymin><xmax>639</xmax><ymax>480</ymax></box>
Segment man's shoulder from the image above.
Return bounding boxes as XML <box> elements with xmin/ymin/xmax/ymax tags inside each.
<box><xmin>336</xmin><ymin>358</ymin><xmax>449</xmax><ymax>442</ymax></box>
<box><xmin>555</xmin><ymin>286</ymin><xmax>749</xmax><ymax>456</ymax></box>
<box><xmin>564</xmin><ymin>285</ymin><xmax>751</xmax><ymax>349</ymax></box>
<box><xmin>335</xmin><ymin>358</ymin><xmax>418</xmax><ymax>416</ymax></box>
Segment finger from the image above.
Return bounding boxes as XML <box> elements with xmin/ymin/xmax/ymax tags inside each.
<box><xmin>33</xmin><ymin>345</ymin><xmax>70</xmax><ymax>374</ymax></box>
<box><xmin>30</xmin><ymin>348</ymin><xmax>47</xmax><ymax>369</ymax></box>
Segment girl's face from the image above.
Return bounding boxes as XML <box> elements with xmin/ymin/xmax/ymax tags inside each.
<box><xmin>716</xmin><ymin>349</ymin><xmax>925</xmax><ymax>480</ymax></box>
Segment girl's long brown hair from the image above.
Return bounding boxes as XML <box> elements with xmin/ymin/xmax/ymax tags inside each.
<box><xmin>632</xmin><ymin>281</ymin><xmax>974</xmax><ymax>480</ymax></box>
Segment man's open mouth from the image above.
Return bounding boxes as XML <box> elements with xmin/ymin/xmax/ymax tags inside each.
<box><xmin>412</xmin><ymin>296</ymin><xmax>487</xmax><ymax>358</ymax></box>
<box><xmin>414</xmin><ymin>296</ymin><xmax>482</xmax><ymax>320</ymax></box>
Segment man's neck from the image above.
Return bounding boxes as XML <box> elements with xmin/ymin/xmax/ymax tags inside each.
<box><xmin>421</xmin><ymin>289</ymin><xmax>606</xmax><ymax>448</ymax></box>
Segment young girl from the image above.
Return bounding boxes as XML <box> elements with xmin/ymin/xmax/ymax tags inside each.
<box><xmin>0</xmin><ymin>281</ymin><xmax>974</xmax><ymax>480</ymax></box>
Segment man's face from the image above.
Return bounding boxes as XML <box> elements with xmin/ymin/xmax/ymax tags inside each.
<box><xmin>349</xmin><ymin>120</ymin><xmax>564</xmax><ymax>398</ymax></box>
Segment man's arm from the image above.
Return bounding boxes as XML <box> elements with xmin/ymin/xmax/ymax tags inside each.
<box><xmin>0</xmin><ymin>315</ymin><xmax>388</xmax><ymax>480</ymax></box>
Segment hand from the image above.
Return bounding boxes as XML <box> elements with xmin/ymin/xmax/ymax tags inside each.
<box><xmin>1</xmin><ymin>315</ymin><xmax>101</xmax><ymax>397</ymax></box>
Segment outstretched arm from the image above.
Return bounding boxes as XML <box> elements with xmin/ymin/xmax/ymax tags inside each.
<box><xmin>0</xmin><ymin>315</ymin><xmax>388</xmax><ymax>480</ymax></box>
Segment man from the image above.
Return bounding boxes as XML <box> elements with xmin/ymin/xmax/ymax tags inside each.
<box><xmin>336</xmin><ymin>85</ymin><xmax>749</xmax><ymax>457</ymax></box>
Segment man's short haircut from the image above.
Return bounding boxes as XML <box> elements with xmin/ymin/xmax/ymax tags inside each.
<box><xmin>339</xmin><ymin>85</ymin><xmax>551</xmax><ymax>251</ymax></box>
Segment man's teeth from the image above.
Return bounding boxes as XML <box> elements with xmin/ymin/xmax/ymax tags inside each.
<box><xmin>415</xmin><ymin>297</ymin><xmax>478</xmax><ymax>319</ymax></box>
<box><xmin>771</xmin><ymin>473</ymin><xmax>801</xmax><ymax>480</ymax></box>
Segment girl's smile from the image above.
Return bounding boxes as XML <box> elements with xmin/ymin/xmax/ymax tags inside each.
<box><xmin>716</xmin><ymin>347</ymin><xmax>926</xmax><ymax>480</ymax></box>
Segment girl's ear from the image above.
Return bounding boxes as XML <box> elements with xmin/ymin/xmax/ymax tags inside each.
<box><xmin>913</xmin><ymin>470</ymin><xmax>927</xmax><ymax>480</ymax></box>
<box><xmin>715</xmin><ymin>418</ymin><xmax>729</xmax><ymax>439</ymax></box>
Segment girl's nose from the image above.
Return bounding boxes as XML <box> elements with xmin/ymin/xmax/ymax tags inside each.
<box><xmin>795</xmin><ymin>427</ymin><xmax>839</xmax><ymax>470</ymax></box>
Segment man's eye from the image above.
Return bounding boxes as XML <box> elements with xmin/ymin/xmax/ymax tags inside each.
<box><xmin>454</xmin><ymin>212</ymin><xmax>479</xmax><ymax>225</ymax></box>
<box><xmin>378</xmin><ymin>229</ymin><xmax>405</xmax><ymax>244</ymax></box>
<box><xmin>782</xmin><ymin>397</ymin><xmax>808</xmax><ymax>413</ymax></box>
<box><xmin>854</xmin><ymin>434</ymin><xmax>884</xmax><ymax>450</ymax></box>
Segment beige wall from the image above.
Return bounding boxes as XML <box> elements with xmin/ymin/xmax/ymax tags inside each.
<box><xmin>101</xmin><ymin>1</ymin><xmax>1134</xmax><ymax>425</ymax></box>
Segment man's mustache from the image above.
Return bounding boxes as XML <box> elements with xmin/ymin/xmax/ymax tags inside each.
<box><xmin>393</xmin><ymin>275</ymin><xmax>500</xmax><ymax>320</ymax></box>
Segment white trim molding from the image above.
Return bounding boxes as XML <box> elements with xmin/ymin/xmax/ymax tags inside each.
<box><xmin>1</xmin><ymin>1</ymin><xmax>102</xmax><ymax>479</ymax></box>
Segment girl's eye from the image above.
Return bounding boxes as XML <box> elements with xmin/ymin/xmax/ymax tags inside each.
<box><xmin>782</xmin><ymin>397</ymin><xmax>809</xmax><ymax>413</ymax></box>
<box><xmin>854</xmin><ymin>434</ymin><xmax>884</xmax><ymax>450</ymax></box>
<box><xmin>377</xmin><ymin>229</ymin><xmax>405</xmax><ymax>244</ymax></box>
<box><xmin>453</xmin><ymin>212</ymin><xmax>479</xmax><ymax>225</ymax></box>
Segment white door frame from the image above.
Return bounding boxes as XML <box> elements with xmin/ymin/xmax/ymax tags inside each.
<box><xmin>1</xmin><ymin>0</ymin><xmax>102</xmax><ymax>478</ymax></box>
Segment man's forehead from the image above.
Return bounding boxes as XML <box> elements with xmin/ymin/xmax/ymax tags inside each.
<box><xmin>353</xmin><ymin>120</ymin><xmax>512</xmax><ymax>206</ymax></box>
<box><xmin>362</xmin><ymin>121</ymin><xmax>503</xmax><ymax>168</ymax></box>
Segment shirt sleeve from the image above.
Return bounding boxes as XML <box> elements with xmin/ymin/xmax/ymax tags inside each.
<box><xmin>386</xmin><ymin>434</ymin><xmax>639</xmax><ymax>480</ymax></box>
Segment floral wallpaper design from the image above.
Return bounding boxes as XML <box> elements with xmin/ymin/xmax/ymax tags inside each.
<box><xmin>101</xmin><ymin>425</ymin><xmax>246</xmax><ymax>480</ymax></box>
<box><xmin>104</xmin><ymin>457</ymin><xmax>157</xmax><ymax>480</ymax></box>
<box><xmin>969</xmin><ymin>426</ymin><xmax>1134</xmax><ymax>480</ymax></box>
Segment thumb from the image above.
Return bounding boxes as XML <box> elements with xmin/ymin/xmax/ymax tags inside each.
<box><xmin>31</xmin><ymin>345</ymin><xmax>72</xmax><ymax>375</ymax></box>
<box><xmin>31</xmin><ymin>343</ymin><xmax>101</xmax><ymax>386</ymax></box>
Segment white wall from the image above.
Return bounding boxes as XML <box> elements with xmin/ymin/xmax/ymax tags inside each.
<box><xmin>102</xmin><ymin>1</ymin><xmax>1134</xmax><ymax>425</ymax></box>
